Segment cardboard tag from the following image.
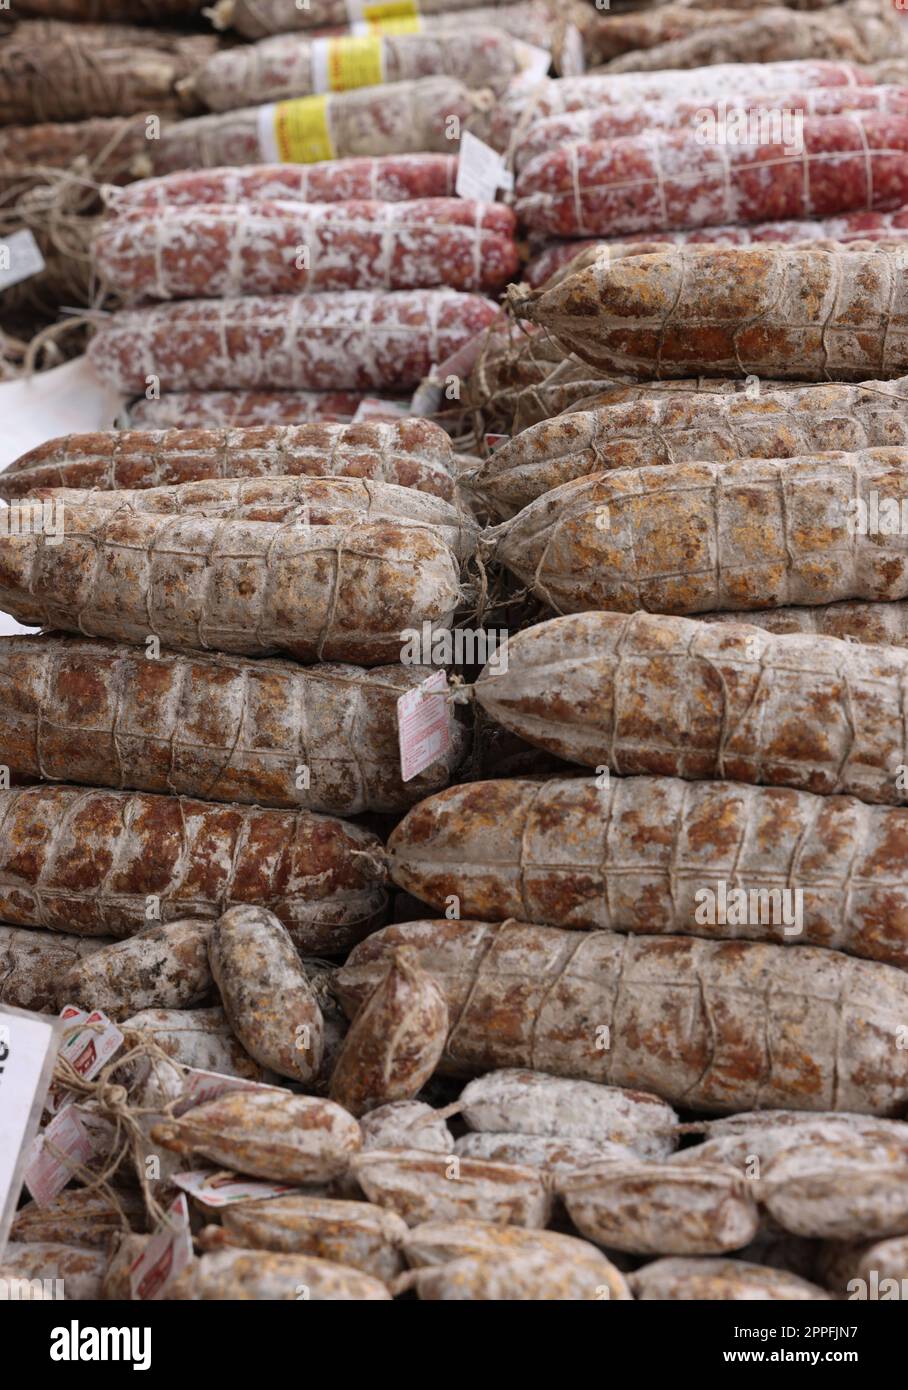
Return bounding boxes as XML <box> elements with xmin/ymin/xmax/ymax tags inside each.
<box><xmin>456</xmin><ymin>130</ymin><xmax>513</xmax><ymax>203</ymax></box>
<box><xmin>0</xmin><ymin>1005</ymin><xmax>65</xmax><ymax>1254</ymax></box>
<box><xmin>173</xmin><ymin>1067</ymin><xmax>287</xmax><ymax>1118</ymax></box>
<box><xmin>398</xmin><ymin>670</ymin><xmax>451</xmax><ymax>781</ymax></box>
<box><xmin>24</xmin><ymin>1106</ymin><xmax>93</xmax><ymax>1207</ymax></box>
<box><xmin>0</xmin><ymin>229</ymin><xmax>45</xmax><ymax>292</ymax></box>
<box><xmin>173</xmin><ymin>1169</ymin><xmax>297</xmax><ymax>1208</ymax></box>
<box><xmin>129</xmin><ymin>1194</ymin><xmax>192</xmax><ymax>1301</ymax></box>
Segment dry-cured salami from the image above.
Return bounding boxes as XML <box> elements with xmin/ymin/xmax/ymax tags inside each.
<box><xmin>0</xmin><ymin>504</ymin><xmax>462</xmax><ymax>665</ymax></box>
<box><xmin>190</xmin><ymin>28</ymin><xmax>526</xmax><ymax>112</ymax></box>
<box><xmin>473</xmin><ymin>610</ymin><xmax>908</xmax><ymax>806</ymax></box>
<box><xmin>472</xmin><ymin>377</ymin><xmax>908</xmax><ymax>515</ymax></box>
<box><xmin>111</xmin><ymin>153</ymin><xmax>458</xmax><ymax>209</ymax></box>
<box><xmin>152</xmin><ymin>78</ymin><xmax>483</xmax><ymax>174</ymax></box>
<box><xmin>121</xmin><ymin>390</ymin><xmax>391</xmax><ymax>429</ymax></box>
<box><xmin>1</xmin><ymin>419</ymin><xmax>460</xmax><ymax>502</ymax></box>
<box><xmin>0</xmin><ymin>783</ymin><xmax>387</xmax><ymax>950</ymax></box>
<box><xmin>510</xmin><ymin>245</ymin><xmax>908</xmax><ymax>382</ymax></box>
<box><xmin>0</xmin><ymin>634</ymin><xmax>467</xmax><ymax>814</ymax></box>
<box><xmin>389</xmin><ymin>775</ymin><xmax>908</xmax><ymax>969</ymax></box>
<box><xmin>87</xmin><ymin>290</ymin><xmax>498</xmax><ymax>394</ymax></box>
<box><xmin>517</xmin><ymin>86</ymin><xmax>908</xmax><ymax>170</ymax></box>
<box><xmin>491</xmin><ymin>451</ymin><xmax>908</xmax><ymax>614</ymax></box>
<box><xmin>336</xmin><ymin>919</ymin><xmax>908</xmax><ymax>1114</ymax></box>
<box><xmin>94</xmin><ymin>199</ymin><xmax>518</xmax><ymax>299</ymax></box>
<box><xmin>515</xmin><ymin>114</ymin><xmax>908</xmax><ymax>239</ymax></box>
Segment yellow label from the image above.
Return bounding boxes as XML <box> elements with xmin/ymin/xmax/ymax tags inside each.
<box><xmin>273</xmin><ymin>95</ymin><xmax>334</xmax><ymax>164</ymax></box>
<box><xmin>326</xmin><ymin>34</ymin><xmax>385</xmax><ymax>90</ymax></box>
<box><xmin>362</xmin><ymin>0</ymin><xmax>420</xmax><ymax>24</ymax></box>
<box><xmin>364</xmin><ymin>14</ymin><xmax>420</xmax><ymax>32</ymax></box>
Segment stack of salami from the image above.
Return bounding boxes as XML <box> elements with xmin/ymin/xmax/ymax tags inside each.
<box><xmin>7</xmin><ymin>0</ymin><xmax>908</xmax><ymax>1318</ymax></box>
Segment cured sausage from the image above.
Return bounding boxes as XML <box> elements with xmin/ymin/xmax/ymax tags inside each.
<box><xmin>1</xmin><ymin>419</ymin><xmax>460</xmax><ymax>502</ymax></box>
<box><xmin>87</xmin><ymin>290</ymin><xmax>499</xmax><ymax>393</ymax></box>
<box><xmin>0</xmin><ymin>783</ymin><xmax>387</xmax><ymax>951</ymax></box>
<box><xmin>94</xmin><ymin>199</ymin><xmax>519</xmax><ymax>299</ymax></box>
<box><xmin>335</xmin><ymin>919</ymin><xmax>908</xmax><ymax>1114</ymax></box>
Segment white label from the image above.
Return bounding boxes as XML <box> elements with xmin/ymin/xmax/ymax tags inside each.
<box><xmin>173</xmin><ymin>1169</ymin><xmax>297</xmax><ymax>1208</ymax></box>
<box><xmin>129</xmin><ymin>1194</ymin><xmax>192</xmax><ymax>1301</ymax></box>
<box><xmin>559</xmin><ymin>23</ymin><xmax>586</xmax><ymax>77</ymax></box>
<box><xmin>310</xmin><ymin>37</ymin><xmax>331</xmax><ymax>94</ymax></box>
<box><xmin>398</xmin><ymin>670</ymin><xmax>451</xmax><ymax>781</ymax></box>
<box><xmin>351</xmin><ymin>396</ymin><xmax>410</xmax><ymax>422</ymax></box>
<box><xmin>24</xmin><ymin>1106</ymin><xmax>94</xmax><ymax>1208</ymax></box>
<box><xmin>174</xmin><ymin>1067</ymin><xmax>287</xmax><ymax>1118</ymax></box>
<box><xmin>0</xmin><ymin>229</ymin><xmax>45</xmax><ymax>292</ymax></box>
<box><xmin>0</xmin><ymin>1005</ymin><xmax>64</xmax><ymax>1254</ymax></box>
<box><xmin>512</xmin><ymin>41</ymin><xmax>552</xmax><ymax>86</ymax></box>
<box><xmin>456</xmin><ymin>130</ymin><xmax>513</xmax><ymax>203</ymax></box>
<box><xmin>257</xmin><ymin>101</ymin><xmax>281</xmax><ymax>162</ymax></box>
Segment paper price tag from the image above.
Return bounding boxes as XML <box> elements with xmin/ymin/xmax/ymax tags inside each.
<box><xmin>0</xmin><ymin>1005</ymin><xmax>65</xmax><ymax>1254</ymax></box>
<box><xmin>0</xmin><ymin>229</ymin><xmax>45</xmax><ymax>293</ymax></box>
<box><xmin>456</xmin><ymin>131</ymin><xmax>513</xmax><ymax>204</ymax></box>
<box><xmin>129</xmin><ymin>1194</ymin><xmax>192</xmax><ymax>1301</ymax></box>
<box><xmin>173</xmin><ymin>1170</ymin><xmax>297</xmax><ymax>1208</ymax></box>
<box><xmin>173</xmin><ymin>1068</ymin><xmax>287</xmax><ymax>1118</ymax></box>
<box><xmin>59</xmin><ymin>1005</ymin><xmax>124</xmax><ymax>1079</ymax></box>
<box><xmin>24</xmin><ymin>1106</ymin><xmax>94</xmax><ymax>1207</ymax></box>
<box><xmin>398</xmin><ymin>670</ymin><xmax>451</xmax><ymax>781</ymax></box>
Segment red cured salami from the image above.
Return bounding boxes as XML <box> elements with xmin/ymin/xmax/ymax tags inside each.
<box><xmin>486</xmin><ymin>61</ymin><xmax>873</xmax><ymax>151</ymax></box>
<box><xmin>111</xmin><ymin>154</ymin><xmax>458</xmax><ymax>210</ymax></box>
<box><xmin>87</xmin><ymin>290</ymin><xmax>499</xmax><ymax>394</ymax></box>
<box><xmin>123</xmin><ymin>391</ymin><xmax>400</xmax><ymax>428</ymax></box>
<box><xmin>516</xmin><ymin>85</ymin><xmax>908</xmax><ymax>170</ymax></box>
<box><xmin>524</xmin><ymin>207</ymin><xmax>908</xmax><ymax>286</ymax></box>
<box><xmin>515</xmin><ymin>114</ymin><xmax>908</xmax><ymax>239</ymax></box>
<box><xmin>94</xmin><ymin>199</ymin><xmax>519</xmax><ymax>299</ymax></box>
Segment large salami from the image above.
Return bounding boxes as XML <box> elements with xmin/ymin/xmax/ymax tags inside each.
<box><xmin>515</xmin><ymin>115</ymin><xmax>908</xmax><ymax>239</ymax></box>
<box><xmin>94</xmin><ymin>200</ymin><xmax>518</xmax><ymax>298</ymax></box>
<box><xmin>151</xmin><ymin>78</ymin><xmax>483</xmax><ymax>173</ymax></box>
<box><xmin>111</xmin><ymin>154</ymin><xmax>458</xmax><ymax>209</ymax></box>
<box><xmin>87</xmin><ymin>290</ymin><xmax>499</xmax><ymax>393</ymax></box>
<box><xmin>485</xmin><ymin>61</ymin><xmax>872</xmax><ymax>150</ymax></box>
<box><xmin>191</xmin><ymin>28</ymin><xmax>527</xmax><ymax>112</ymax></box>
<box><xmin>516</xmin><ymin>85</ymin><xmax>908</xmax><ymax>170</ymax></box>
